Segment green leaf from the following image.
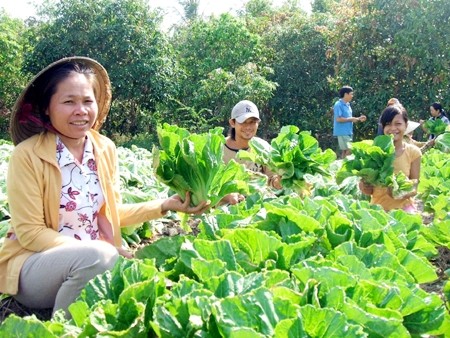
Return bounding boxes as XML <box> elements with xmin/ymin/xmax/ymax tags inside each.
<box><xmin>0</xmin><ymin>315</ymin><xmax>58</xmax><ymax>338</ymax></box>
<box><xmin>153</xmin><ymin>124</ymin><xmax>250</xmax><ymax>207</ymax></box>
<box><xmin>299</xmin><ymin>304</ymin><xmax>366</xmax><ymax>338</ymax></box>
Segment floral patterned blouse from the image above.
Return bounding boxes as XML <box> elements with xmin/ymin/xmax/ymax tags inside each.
<box><xmin>57</xmin><ymin>136</ymin><xmax>104</xmax><ymax>240</ymax></box>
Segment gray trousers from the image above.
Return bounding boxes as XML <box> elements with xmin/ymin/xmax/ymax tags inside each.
<box><xmin>13</xmin><ymin>240</ymin><xmax>119</xmax><ymax>318</ymax></box>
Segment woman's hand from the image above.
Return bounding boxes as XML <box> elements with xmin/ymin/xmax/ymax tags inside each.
<box><xmin>386</xmin><ymin>186</ymin><xmax>417</xmax><ymax>200</ymax></box>
<box><xmin>398</xmin><ymin>189</ymin><xmax>417</xmax><ymax>200</ymax></box>
<box><xmin>358</xmin><ymin>180</ymin><xmax>374</xmax><ymax>195</ymax></box>
<box><xmin>270</xmin><ymin>175</ymin><xmax>283</xmax><ymax>190</ymax></box>
<box><xmin>220</xmin><ymin>193</ymin><xmax>245</xmax><ymax>205</ymax></box>
<box><xmin>161</xmin><ymin>192</ymin><xmax>210</xmax><ymax>215</ymax></box>
<box><xmin>117</xmin><ymin>246</ymin><xmax>134</xmax><ymax>259</ymax></box>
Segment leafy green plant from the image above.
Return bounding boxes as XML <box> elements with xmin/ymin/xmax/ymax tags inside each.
<box><xmin>1</xmin><ymin>140</ymin><xmax>450</xmax><ymax>336</ymax></box>
<box><xmin>424</xmin><ymin>119</ymin><xmax>447</xmax><ymax>137</ymax></box>
<box><xmin>417</xmin><ymin>148</ymin><xmax>450</xmax><ymax>219</ymax></box>
<box><xmin>337</xmin><ymin>135</ymin><xmax>395</xmax><ymax>186</ymax></box>
<box><xmin>434</xmin><ymin>132</ymin><xmax>450</xmax><ymax>153</ymax></box>
<box><xmin>238</xmin><ymin>125</ymin><xmax>336</xmax><ymax>196</ymax></box>
<box><xmin>337</xmin><ymin>135</ymin><xmax>416</xmax><ymax>199</ymax></box>
<box><xmin>153</xmin><ymin>123</ymin><xmax>251</xmax><ymax>207</ymax></box>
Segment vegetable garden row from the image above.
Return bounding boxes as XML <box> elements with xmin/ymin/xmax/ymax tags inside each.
<box><xmin>0</xmin><ymin>124</ymin><xmax>449</xmax><ymax>337</ymax></box>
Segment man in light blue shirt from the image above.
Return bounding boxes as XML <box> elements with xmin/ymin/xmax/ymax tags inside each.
<box><xmin>333</xmin><ymin>86</ymin><xmax>366</xmax><ymax>158</ymax></box>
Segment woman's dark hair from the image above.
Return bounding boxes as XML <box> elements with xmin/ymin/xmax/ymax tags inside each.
<box><xmin>430</xmin><ymin>102</ymin><xmax>448</xmax><ymax>118</ymax></box>
<box><xmin>338</xmin><ymin>86</ymin><xmax>353</xmax><ymax>98</ymax></box>
<box><xmin>380</xmin><ymin>105</ymin><xmax>408</xmax><ymax>128</ymax></box>
<box><xmin>228</xmin><ymin>126</ymin><xmax>236</xmax><ymax>140</ymax></box>
<box><xmin>33</xmin><ymin>62</ymin><xmax>98</xmax><ymax>123</ymax></box>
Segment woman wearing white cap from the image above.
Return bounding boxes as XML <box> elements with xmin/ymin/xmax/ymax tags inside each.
<box><xmin>0</xmin><ymin>57</ymin><xmax>209</xmax><ymax>318</ymax></box>
<box><xmin>222</xmin><ymin>100</ymin><xmax>282</xmax><ymax>204</ymax></box>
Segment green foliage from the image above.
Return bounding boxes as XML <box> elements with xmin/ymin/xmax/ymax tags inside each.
<box><xmin>434</xmin><ymin>132</ymin><xmax>450</xmax><ymax>153</ymax></box>
<box><xmin>0</xmin><ymin>11</ymin><xmax>28</xmax><ymax>139</ymax></box>
<box><xmin>2</xmin><ymin>0</ymin><xmax>450</xmax><ymax>148</ymax></box>
<box><xmin>153</xmin><ymin>124</ymin><xmax>251</xmax><ymax>207</ymax></box>
<box><xmin>327</xmin><ymin>0</ymin><xmax>450</xmax><ymax>137</ymax></box>
<box><xmin>178</xmin><ymin>0</ymin><xmax>200</xmax><ymax>22</ymax></box>
<box><xmin>174</xmin><ymin>13</ymin><xmax>264</xmax><ymax>83</ymax></box>
<box><xmin>239</xmin><ymin>125</ymin><xmax>337</xmax><ymax>195</ymax></box>
<box><xmin>244</xmin><ymin>0</ymin><xmax>275</xmax><ymax>17</ymax></box>
<box><xmin>193</xmin><ymin>63</ymin><xmax>277</xmax><ymax>132</ymax></box>
<box><xmin>1</xmin><ymin>138</ymin><xmax>450</xmax><ymax>335</ymax></box>
<box><xmin>170</xmin><ymin>13</ymin><xmax>275</xmax><ymax>133</ymax></box>
<box><xmin>424</xmin><ymin>119</ymin><xmax>447</xmax><ymax>137</ymax></box>
<box><xmin>418</xmin><ymin>148</ymin><xmax>450</xmax><ymax>219</ymax></box>
<box><xmin>337</xmin><ymin>135</ymin><xmax>395</xmax><ymax>186</ymax></box>
<box><xmin>266</xmin><ymin>12</ymin><xmax>336</xmax><ymax>140</ymax></box>
<box><xmin>4</xmin><ymin>193</ymin><xmax>449</xmax><ymax>336</ymax></box>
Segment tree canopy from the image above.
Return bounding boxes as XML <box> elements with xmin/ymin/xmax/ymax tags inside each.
<box><xmin>0</xmin><ymin>0</ymin><xmax>449</xmax><ymax>148</ymax></box>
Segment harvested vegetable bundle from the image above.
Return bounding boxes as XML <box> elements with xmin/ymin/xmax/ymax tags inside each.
<box><xmin>153</xmin><ymin>123</ymin><xmax>250</xmax><ymax>207</ymax></box>
<box><xmin>386</xmin><ymin>171</ymin><xmax>417</xmax><ymax>199</ymax></box>
<box><xmin>424</xmin><ymin>119</ymin><xmax>447</xmax><ymax>136</ymax></box>
<box><xmin>336</xmin><ymin>135</ymin><xmax>416</xmax><ymax>199</ymax></box>
<box><xmin>434</xmin><ymin>131</ymin><xmax>450</xmax><ymax>153</ymax></box>
<box><xmin>238</xmin><ymin>125</ymin><xmax>336</xmax><ymax>195</ymax></box>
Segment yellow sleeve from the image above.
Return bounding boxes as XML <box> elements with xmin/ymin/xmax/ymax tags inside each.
<box><xmin>7</xmin><ymin>145</ymin><xmax>76</xmax><ymax>253</ymax></box>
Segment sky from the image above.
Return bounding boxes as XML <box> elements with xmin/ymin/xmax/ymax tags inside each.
<box><xmin>0</xmin><ymin>0</ymin><xmax>312</xmax><ymax>28</ymax></box>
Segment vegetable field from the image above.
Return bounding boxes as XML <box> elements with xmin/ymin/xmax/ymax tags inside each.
<box><xmin>0</xmin><ymin>128</ymin><xmax>449</xmax><ymax>337</ymax></box>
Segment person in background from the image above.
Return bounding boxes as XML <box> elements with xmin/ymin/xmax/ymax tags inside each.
<box><xmin>377</xmin><ymin>98</ymin><xmax>403</xmax><ymax>135</ymax></box>
<box><xmin>403</xmin><ymin>120</ymin><xmax>435</xmax><ymax>152</ymax></box>
<box><xmin>359</xmin><ymin>105</ymin><xmax>421</xmax><ymax>213</ymax></box>
<box><xmin>333</xmin><ymin>86</ymin><xmax>367</xmax><ymax>158</ymax></box>
<box><xmin>0</xmin><ymin>57</ymin><xmax>209</xmax><ymax>319</ymax></box>
<box><xmin>222</xmin><ymin>100</ymin><xmax>282</xmax><ymax>204</ymax></box>
<box><xmin>419</xmin><ymin>102</ymin><xmax>450</xmax><ymax>139</ymax></box>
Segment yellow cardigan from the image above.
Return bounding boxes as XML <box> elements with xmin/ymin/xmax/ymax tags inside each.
<box><xmin>0</xmin><ymin>131</ymin><xmax>165</xmax><ymax>295</ymax></box>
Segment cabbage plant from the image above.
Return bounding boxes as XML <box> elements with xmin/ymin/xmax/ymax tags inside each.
<box><xmin>153</xmin><ymin>123</ymin><xmax>250</xmax><ymax>207</ymax></box>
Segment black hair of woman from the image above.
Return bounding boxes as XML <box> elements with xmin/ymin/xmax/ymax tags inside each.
<box><xmin>430</xmin><ymin>102</ymin><xmax>448</xmax><ymax>118</ymax></box>
<box><xmin>380</xmin><ymin>104</ymin><xmax>408</xmax><ymax>128</ymax></box>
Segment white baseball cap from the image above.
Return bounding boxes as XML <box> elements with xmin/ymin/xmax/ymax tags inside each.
<box><xmin>231</xmin><ymin>100</ymin><xmax>260</xmax><ymax>123</ymax></box>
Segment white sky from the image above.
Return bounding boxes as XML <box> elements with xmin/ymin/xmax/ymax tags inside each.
<box><xmin>0</xmin><ymin>0</ymin><xmax>311</xmax><ymax>27</ymax></box>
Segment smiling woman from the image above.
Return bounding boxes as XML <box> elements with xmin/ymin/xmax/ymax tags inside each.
<box><xmin>0</xmin><ymin>56</ymin><xmax>210</xmax><ymax>320</ymax></box>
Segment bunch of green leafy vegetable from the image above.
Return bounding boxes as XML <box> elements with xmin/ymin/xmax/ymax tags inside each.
<box><xmin>434</xmin><ymin>131</ymin><xmax>450</xmax><ymax>153</ymax></box>
<box><xmin>238</xmin><ymin>125</ymin><xmax>336</xmax><ymax>195</ymax></box>
<box><xmin>424</xmin><ymin>118</ymin><xmax>447</xmax><ymax>136</ymax></box>
<box><xmin>153</xmin><ymin>123</ymin><xmax>250</xmax><ymax>208</ymax></box>
<box><xmin>386</xmin><ymin>171</ymin><xmax>417</xmax><ymax>199</ymax></box>
<box><xmin>337</xmin><ymin>135</ymin><xmax>416</xmax><ymax>199</ymax></box>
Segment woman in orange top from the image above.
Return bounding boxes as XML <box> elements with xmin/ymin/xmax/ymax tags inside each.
<box><xmin>360</xmin><ymin>105</ymin><xmax>421</xmax><ymax>212</ymax></box>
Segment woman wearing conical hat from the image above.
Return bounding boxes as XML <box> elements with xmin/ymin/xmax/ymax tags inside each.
<box><xmin>0</xmin><ymin>57</ymin><xmax>209</xmax><ymax>319</ymax></box>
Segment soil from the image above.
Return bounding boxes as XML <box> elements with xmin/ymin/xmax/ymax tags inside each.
<box><xmin>1</xmin><ymin>210</ymin><xmax>449</xmax><ymax>325</ymax></box>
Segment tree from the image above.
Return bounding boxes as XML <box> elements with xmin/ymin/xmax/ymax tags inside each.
<box><xmin>327</xmin><ymin>0</ymin><xmax>450</xmax><ymax>138</ymax></box>
<box><xmin>268</xmin><ymin>13</ymin><xmax>336</xmax><ymax>144</ymax></box>
<box><xmin>179</xmin><ymin>0</ymin><xmax>200</xmax><ymax>22</ymax></box>
<box><xmin>240</xmin><ymin>4</ymin><xmax>336</xmax><ymax>145</ymax></box>
<box><xmin>23</xmin><ymin>0</ymin><xmax>180</xmax><ymax>137</ymax></box>
<box><xmin>0</xmin><ymin>10</ymin><xmax>28</xmax><ymax>139</ymax></box>
<box><xmin>170</xmin><ymin>13</ymin><xmax>276</xmax><ymax>134</ymax></box>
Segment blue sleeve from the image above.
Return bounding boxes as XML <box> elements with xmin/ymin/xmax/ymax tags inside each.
<box><xmin>334</xmin><ymin>102</ymin><xmax>343</xmax><ymax>118</ymax></box>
